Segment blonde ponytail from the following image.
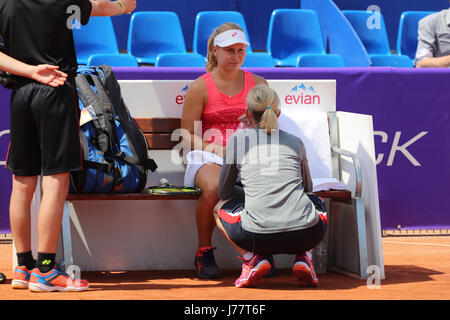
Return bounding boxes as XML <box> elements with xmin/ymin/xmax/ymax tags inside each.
<box><xmin>246</xmin><ymin>85</ymin><xmax>280</xmax><ymax>133</ymax></box>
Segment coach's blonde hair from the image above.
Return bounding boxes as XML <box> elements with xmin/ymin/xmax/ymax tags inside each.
<box><xmin>206</xmin><ymin>22</ymin><xmax>245</xmax><ymax>72</ymax></box>
<box><xmin>246</xmin><ymin>85</ymin><xmax>280</xmax><ymax>133</ymax></box>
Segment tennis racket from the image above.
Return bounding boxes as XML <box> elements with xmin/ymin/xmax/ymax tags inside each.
<box><xmin>145</xmin><ymin>184</ymin><xmax>201</xmax><ymax>196</ymax></box>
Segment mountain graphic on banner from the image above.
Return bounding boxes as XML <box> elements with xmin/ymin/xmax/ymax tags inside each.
<box><xmin>291</xmin><ymin>84</ymin><xmax>315</xmax><ymax>92</ymax></box>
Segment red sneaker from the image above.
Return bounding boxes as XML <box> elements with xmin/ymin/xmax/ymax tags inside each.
<box><xmin>28</xmin><ymin>263</ymin><xmax>89</xmax><ymax>292</ymax></box>
<box><xmin>235</xmin><ymin>254</ymin><xmax>271</xmax><ymax>288</ymax></box>
<box><xmin>293</xmin><ymin>253</ymin><xmax>319</xmax><ymax>287</ymax></box>
<box><xmin>194</xmin><ymin>246</ymin><xmax>221</xmax><ymax>279</ymax></box>
<box><xmin>11</xmin><ymin>266</ymin><xmax>32</xmax><ymax>289</ymax></box>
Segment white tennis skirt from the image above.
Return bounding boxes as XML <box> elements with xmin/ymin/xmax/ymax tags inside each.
<box><xmin>183</xmin><ymin>150</ymin><xmax>224</xmax><ymax>187</ymax></box>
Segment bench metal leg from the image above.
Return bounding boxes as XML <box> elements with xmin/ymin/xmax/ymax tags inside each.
<box><xmin>61</xmin><ymin>201</ymin><xmax>74</xmax><ymax>269</ymax></box>
<box><xmin>355</xmin><ymin>197</ymin><xmax>368</xmax><ymax>279</ymax></box>
<box><xmin>328</xmin><ymin>198</ymin><xmax>369</xmax><ymax>279</ymax></box>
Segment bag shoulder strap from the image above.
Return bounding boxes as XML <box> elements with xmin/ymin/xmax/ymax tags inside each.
<box><xmin>76</xmin><ymin>73</ymin><xmax>114</xmax><ymax>153</ymax></box>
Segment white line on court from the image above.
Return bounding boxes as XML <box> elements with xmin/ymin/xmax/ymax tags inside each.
<box><xmin>383</xmin><ymin>241</ymin><xmax>450</xmax><ymax>248</ymax></box>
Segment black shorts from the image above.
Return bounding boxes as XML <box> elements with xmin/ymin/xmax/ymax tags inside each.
<box><xmin>6</xmin><ymin>78</ymin><xmax>82</xmax><ymax>176</ymax></box>
<box><xmin>218</xmin><ymin>197</ymin><xmax>327</xmax><ymax>256</ymax></box>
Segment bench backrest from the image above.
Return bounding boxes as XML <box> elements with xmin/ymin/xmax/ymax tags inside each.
<box><xmin>135</xmin><ymin>118</ymin><xmax>181</xmax><ymax>150</ymax></box>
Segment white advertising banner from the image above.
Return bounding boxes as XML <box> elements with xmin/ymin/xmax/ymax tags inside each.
<box><xmin>118</xmin><ymin>79</ymin><xmax>337</xmax><ymax>118</ymax></box>
<box><xmin>269</xmin><ymin>79</ymin><xmax>336</xmax><ymax>113</ymax></box>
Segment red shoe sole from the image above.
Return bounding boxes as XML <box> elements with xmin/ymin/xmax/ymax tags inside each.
<box><xmin>293</xmin><ymin>263</ymin><xmax>319</xmax><ymax>287</ymax></box>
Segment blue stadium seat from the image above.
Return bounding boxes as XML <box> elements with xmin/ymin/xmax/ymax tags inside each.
<box><xmin>242</xmin><ymin>53</ymin><xmax>274</xmax><ymax>67</ymax></box>
<box><xmin>396</xmin><ymin>11</ymin><xmax>436</xmax><ymax>61</ymax></box>
<box><xmin>193</xmin><ymin>11</ymin><xmax>253</xmax><ymax>58</ymax></box>
<box><xmin>342</xmin><ymin>10</ymin><xmax>391</xmax><ymax>55</ymax></box>
<box><xmin>297</xmin><ymin>54</ymin><xmax>346</xmax><ymax>67</ymax></box>
<box><xmin>343</xmin><ymin>10</ymin><xmax>413</xmax><ymax>67</ymax></box>
<box><xmin>73</xmin><ymin>17</ymin><xmax>120</xmax><ymax>65</ymax></box>
<box><xmin>127</xmin><ymin>12</ymin><xmax>187</xmax><ymax>65</ymax></box>
<box><xmin>266</xmin><ymin>9</ymin><xmax>326</xmax><ymax>67</ymax></box>
<box><xmin>370</xmin><ymin>55</ymin><xmax>414</xmax><ymax>68</ymax></box>
<box><xmin>87</xmin><ymin>54</ymin><xmax>138</xmax><ymax>67</ymax></box>
<box><xmin>155</xmin><ymin>53</ymin><xmax>206</xmax><ymax>67</ymax></box>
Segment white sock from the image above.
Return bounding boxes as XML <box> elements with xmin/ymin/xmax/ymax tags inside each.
<box><xmin>243</xmin><ymin>252</ymin><xmax>254</xmax><ymax>261</ymax></box>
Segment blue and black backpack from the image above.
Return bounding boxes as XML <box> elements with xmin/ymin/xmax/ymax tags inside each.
<box><xmin>70</xmin><ymin>65</ymin><xmax>157</xmax><ymax>193</ymax></box>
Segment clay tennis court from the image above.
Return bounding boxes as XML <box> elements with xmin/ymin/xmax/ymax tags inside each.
<box><xmin>0</xmin><ymin>235</ymin><xmax>449</xmax><ymax>300</ymax></box>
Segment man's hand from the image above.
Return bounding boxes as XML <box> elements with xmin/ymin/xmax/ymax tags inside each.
<box><xmin>31</xmin><ymin>65</ymin><xmax>68</xmax><ymax>87</ymax></box>
<box><xmin>90</xmin><ymin>0</ymin><xmax>136</xmax><ymax>16</ymax></box>
<box><xmin>0</xmin><ymin>52</ymin><xmax>67</xmax><ymax>87</ymax></box>
<box><xmin>121</xmin><ymin>0</ymin><xmax>136</xmax><ymax>14</ymax></box>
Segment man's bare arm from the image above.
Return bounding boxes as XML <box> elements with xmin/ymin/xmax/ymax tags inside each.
<box><xmin>0</xmin><ymin>52</ymin><xmax>67</xmax><ymax>87</ymax></box>
<box><xmin>416</xmin><ymin>55</ymin><xmax>450</xmax><ymax>68</ymax></box>
<box><xmin>90</xmin><ymin>0</ymin><xmax>136</xmax><ymax>17</ymax></box>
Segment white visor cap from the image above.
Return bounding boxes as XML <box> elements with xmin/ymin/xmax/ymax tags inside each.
<box><xmin>213</xmin><ymin>29</ymin><xmax>249</xmax><ymax>47</ymax></box>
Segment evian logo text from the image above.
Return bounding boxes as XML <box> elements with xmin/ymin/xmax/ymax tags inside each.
<box><xmin>285</xmin><ymin>84</ymin><xmax>320</xmax><ymax>105</ymax></box>
<box><xmin>175</xmin><ymin>85</ymin><xmax>189</xmax><ymax>105</ymax></box>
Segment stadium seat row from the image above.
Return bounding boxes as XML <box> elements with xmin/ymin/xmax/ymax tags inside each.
<box><xmin>73</xmin><ymin>9</ymin><xmax>435</xmax><ymax>68</ymax></box>
<box><xmin>342</xmin><ymin>10</ymin><xmax>437</xmax><ymax>67</ymax></box>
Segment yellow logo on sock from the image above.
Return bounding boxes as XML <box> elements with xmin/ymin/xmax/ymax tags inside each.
<box><xmin>42</xmin><ymin>260</ymin><xmax>52</xmax><ymax>265</ymax></box>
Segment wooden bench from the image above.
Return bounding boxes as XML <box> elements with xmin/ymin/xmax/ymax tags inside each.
<box><xmin>61</xmin><ymin>116</ymin><xmax>366</xmax><ymax>277</ymax></box>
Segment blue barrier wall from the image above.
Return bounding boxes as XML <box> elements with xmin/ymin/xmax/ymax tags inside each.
<box><xmin>111</xmin><ymin>0</ymin><xmax>448</xmax><ymax>53</ymax></box>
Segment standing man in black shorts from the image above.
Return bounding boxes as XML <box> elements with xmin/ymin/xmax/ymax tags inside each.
<box><xmin>0</xmin><ymin>51</ymin><xmax>68</xmax><ymax>287</ymax></box>
<box><xmin>0</xmin><ymin>0</ymin><xmax>136</xmax><ymax>292</ymax></box>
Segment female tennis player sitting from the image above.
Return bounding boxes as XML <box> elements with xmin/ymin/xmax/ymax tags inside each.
<box><xmin>214</xmin><ymin>85</ymin><xmax>327</xmax><ymax>288</ymax></box>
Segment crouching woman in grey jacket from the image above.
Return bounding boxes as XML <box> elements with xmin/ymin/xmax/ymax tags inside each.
<box><xmin>214</xmin><ymin>85</ymin><xmax>327</xmax><ymax>288</ymax></box>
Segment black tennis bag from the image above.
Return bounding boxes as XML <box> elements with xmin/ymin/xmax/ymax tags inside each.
<box><xmin>70</xmin><ymin>65</ymin><xmax>157</xmax><ymax>193</ymax></box>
